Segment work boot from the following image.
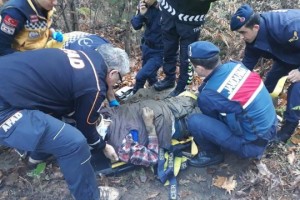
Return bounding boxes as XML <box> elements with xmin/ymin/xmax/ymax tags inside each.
<box><xmin>276</xmin><ymin>120</ymin><xmax>298</xmax><ymax>143</ymax></box>
<box><xmin>168</xmin><ymin>88</ymin><xmax>185</xmax><ymax>97</ymax></box>
<box><xmin>99</xmin><ymin>186</ymin><xmax>120</xmax><ymax>200</ymax></box>
<box><xmin>154</xmin><ymin>78</ymin><xmax>175</xmax><ymax>91</ymax></box>
<box><xmin>188</xmin><ymin>151</ymin><xmax>224</xmax><ymax>168</ymax></box>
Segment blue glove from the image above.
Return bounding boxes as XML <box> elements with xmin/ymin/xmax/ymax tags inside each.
<box><xmin>109</xmin><ymin>99</ymin><xmax>120</xmax><ymax>107</ymax></box>
<box><xmin>52</xmin><ymin>31</ymin><xmax>64</xmax><ymax>42</ymax></box>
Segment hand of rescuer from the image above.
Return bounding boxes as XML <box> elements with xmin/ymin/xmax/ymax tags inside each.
<box><xmin>103</xmin><ymin>143</ymin><xmax>119</xmax><ymax>161</ymax></box>
<box><xmin>288</xmin><ymin>69</ymin><xmax>300</xmax><ymax>83</ymax></box>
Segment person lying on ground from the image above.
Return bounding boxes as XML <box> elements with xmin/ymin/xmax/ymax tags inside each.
<box><xmin>97</xmin><ymin>90</ymin><xmax>200</xmax><ymax>166</ymax></box>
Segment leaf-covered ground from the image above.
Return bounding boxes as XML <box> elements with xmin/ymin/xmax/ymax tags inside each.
<box><xmin>0</xmin><ymin>139</ymin><xmax>299</xmax><ymax>199</ymax></box>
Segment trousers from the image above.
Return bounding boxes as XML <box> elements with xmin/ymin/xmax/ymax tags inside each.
<box><xmin>0</xmin><ymin>109</ymin><xmax>99</xmax><ymax>200</ymax></box>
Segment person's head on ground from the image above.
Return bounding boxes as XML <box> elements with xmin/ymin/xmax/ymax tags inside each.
<box><xmin>96</xmin><ymin>44</ymin><xmax>130</xmax><ymax>88</ymax></box>
<box><xmin>230</xmin><ymin>4</ymin><xmax>260</xmax><ymax>43</ymax></box>
<box><xmin>188</xmin><ymin>41</ymin><xmax>221</xmax><ymax>77</ymax></box>
<box><xmin>34</xmin><ymin>0</ymin><xmax>57</xmax><ymax>11</ymax></box>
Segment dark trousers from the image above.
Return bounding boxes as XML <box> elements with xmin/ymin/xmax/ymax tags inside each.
<box><xmin>161</xmin><ymin>14</ymin><xmax>201</xmax><ymax>91</ymax></box>
<box><xmin>265</xmin><ymin>62</ymin><xmax>300</xmax><ymax>122</ymax></box>
<box><xmin>0</xmin><ymin>109</ymin><xmax>99</xmax><ymax>200</ymax></box>
<box><xmin>134</xmin><ymin>44</ymin><xmax>163</xmax><ymax>92</ymax></box>
<box><xmin>186</xmin><ymin>113</ymin><xmax>276</xmax><ymax>159</ymax></box>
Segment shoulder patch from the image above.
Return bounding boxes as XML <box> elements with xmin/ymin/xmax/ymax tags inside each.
<box><xmin>3</xmin><ymin>15</ymin><xmax>18</xmax><ymax>27</ymax></box>
<box><xmin>1</xmin><ymin>23</ymin><xmax>15</xmax><ymax>35</ymax></box>
<box><xmin>30</xmin><ymin>15</ymin><xmax>39</xmax><ymax>23</ymax></box>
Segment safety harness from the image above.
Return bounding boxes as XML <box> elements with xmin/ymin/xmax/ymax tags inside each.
<box><xmin>156</xmin><ymin>137</ymin><xmax>198</xmax><ymax>199</ymax></box>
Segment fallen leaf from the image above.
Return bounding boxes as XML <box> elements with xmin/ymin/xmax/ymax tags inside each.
<box><xmin>287</xmin><ymin>151</ymin><xmax>295</xmax><ymax>165</ymax></box>
<box><xmin>256</xmin><ymin>162</ymin><xmax>272</xmax><ymax>178</ymax></box>
<box><xmin>147</xmin><ymin>192</ymin><xmax>160</xmax><ymax>199</ymax></box>
<box><xmin>213</xmin><ymin>176</ymin><xmax>226</xmax><ymax>188</ymax></box>
<box><xmin>221</xmin><ymin>176</ymin><xmax>237</xmax><ymax>194</ymax></box>
<box><xmin>212</xmin><ymin>176</ymin><xmax>237</xmax><ymax>194</ymax></box>
<box><xmin>290</xmin><ymin>133</ymin><xmax>300</xmax><ymax>144</ymax></box>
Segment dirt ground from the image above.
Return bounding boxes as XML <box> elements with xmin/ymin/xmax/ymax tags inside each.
<box><xmin>0</xmin><ymin>139</ymin><xmax>299</xmax><ymax>200</ymax></box>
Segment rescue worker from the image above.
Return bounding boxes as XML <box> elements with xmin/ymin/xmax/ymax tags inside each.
<box><xmin>230</xmin><ymin>4</ymin><xmax>300</xmax><ymax>142</ymax></box>
<box><xmin>130</xmin><ymin>0</ymin><xmax>163</xmax><ymax>94</ymax></box>
<box><xmin>153</xmin><ymin>0</ymin><xmax>218</xmax><ymax>97</ymax></box>
<box><xmin>186</xmin><ymin>41</ymin><xmax>277</xmax><ymax>167</ymax></box>
<box><xmin>47</xmin><ymin>31</ymin><xmax>120</xmax><ymax>107</ymax></box>
<box><xmin>0</xmin><ymin>0</ymin><xmax>63</xmax><ymax>56</ymax></box>
<box><xmin>0</xmin><ymin>45</ymin><xmax>130</xmax><ymax>199</ymax></box>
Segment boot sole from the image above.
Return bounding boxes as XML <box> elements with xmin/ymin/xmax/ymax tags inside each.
<box><xmin>188</xmin><ymin>157</ymin><xmax>224</xmax><ymax>168</ymax></box>
<box><xmin>154</xmin><ymin>84</ymin><xmax>175</xmax><ymax>91</ymax></box>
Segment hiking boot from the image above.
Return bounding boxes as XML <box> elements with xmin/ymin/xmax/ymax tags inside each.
<box><xmin>276</xmin><ymin>120</ymin><xmax>298</xmax><ymax>143</ymax></box>
<box><xmin>154</xmin><ymin>79</ymin><xmax>175</xmax><ymax>91</ymax></box>
<box><xmin>188</xmin><ymin>151</ymin><xmax>224</xmax><ymax>168</ymax></box>
<box><xmin>168</xmin><ymin>88</ymin><xmax>185</xmax><ymax>97</ymax></box>
<box><xmin>99</xmin><ymin>186</ymin><xmax>120</xmax><ymax>200</ymax></box>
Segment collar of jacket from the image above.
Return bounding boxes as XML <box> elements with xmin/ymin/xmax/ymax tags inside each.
<box><xmin>28</xmin><ymin>0</ymin><xmax>55</xmax><ymax>21</ymax></box>
<box><xmin>250</xmin><ymin>15</ymin><xmax>272</xmax><ymax>52</ymax></box>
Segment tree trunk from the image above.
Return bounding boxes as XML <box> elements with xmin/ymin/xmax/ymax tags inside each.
<box><xmin>69</xmin><ymin>0</ymin><xmax>79</xmax><ymax>31</ymax></box>
<box><xmin>124</xmin><ymin>0</ymin><xmax>133</xmax><ymax>56</ymax></box>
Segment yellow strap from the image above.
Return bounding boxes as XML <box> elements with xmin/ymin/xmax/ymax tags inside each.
<box><xmin>111</xmin><ymin>161</ymin><xmax>127</xmax><ymax>169</ymax></box>
<box><xmin>171</xmin><ymin>137</ymin><xmax>192</xmax><ymax>145</ymax></box>
<box><xmin>178</xmin><ymin>91</ymin><xmax>197</xmax><ymax>100</ymax></box>
<box><xmin>191</xmin><ymin>137</ymin><xmax>198</xmax><ymax>156</ymax></box>
<box><xmin>270</xmin><ymin>76</ymin><xmax>287</xmax><ymax>98</ymax></box>
<box><xmin>163</xmin><ymin>155</ymin><xmax>183</xmax><ymax>186</ymax></box>
<box><xmin>171</xmin><ymin>137</ymin><xmax>198</xmax><ymax>156</ymax></box>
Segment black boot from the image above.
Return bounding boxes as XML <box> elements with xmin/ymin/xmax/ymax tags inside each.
<box><xmin>276</xmin><ymin>121</ymin><xmax>298</xmax><ymax>143</ymax></box>
<box><xmin>188</xmin><ymin>151</ymin><xmax>224</xmax><ymax>168</ymax></box>
<box><xmin>154</xmin><ymin>78</ymin><xmax>175</xmax><ymax>91</ymax></box>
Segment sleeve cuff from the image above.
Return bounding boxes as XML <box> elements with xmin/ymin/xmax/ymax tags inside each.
<box><xmin>89</xmin><ymin>139</ymin><xmax>106</xmax><ymax>150</ymax></box>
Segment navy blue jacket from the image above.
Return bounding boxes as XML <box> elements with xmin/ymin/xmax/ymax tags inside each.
<box><xmin>242</xmin><ymin>9</ymin><xmax>300</xmax><ymax>70</ymax></box>
<box><xmin>131</xmin><ymin>4</ymin><xmax>162</xmax><ymax>49</ymax></box>
<box><xmin>159</xmin><ymin>0</ymin><xmax>217</xmax><ymax>25</ymax></box>
<box><xmin>198</xmin><ymin>61</ymin><xmax>277</xmax><ymax>141</ymax></box>
<box><xmin>0</xmin><ymin>48</ymin><xmax>108</xmax><ymax>149</ymax></box>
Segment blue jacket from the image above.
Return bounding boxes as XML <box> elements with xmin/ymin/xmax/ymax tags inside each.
<box><xmin>198</xmin><ymin>61</ymin><xmax>277</xmax><ymax>141</ymax></box>
<box><xmin>131</xmin><ymin>4</ymin><xmax>162</xmax><ymax>50</ymax></box>
<box><xmin>242</xmin><ymin>9</ymin><xmax>300</xmax><ymax>70</ymax></box>
<box><xmin>0</xmin><ymin>48</ymin><xmax>108</xmax><ymax>149</ymax></box>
